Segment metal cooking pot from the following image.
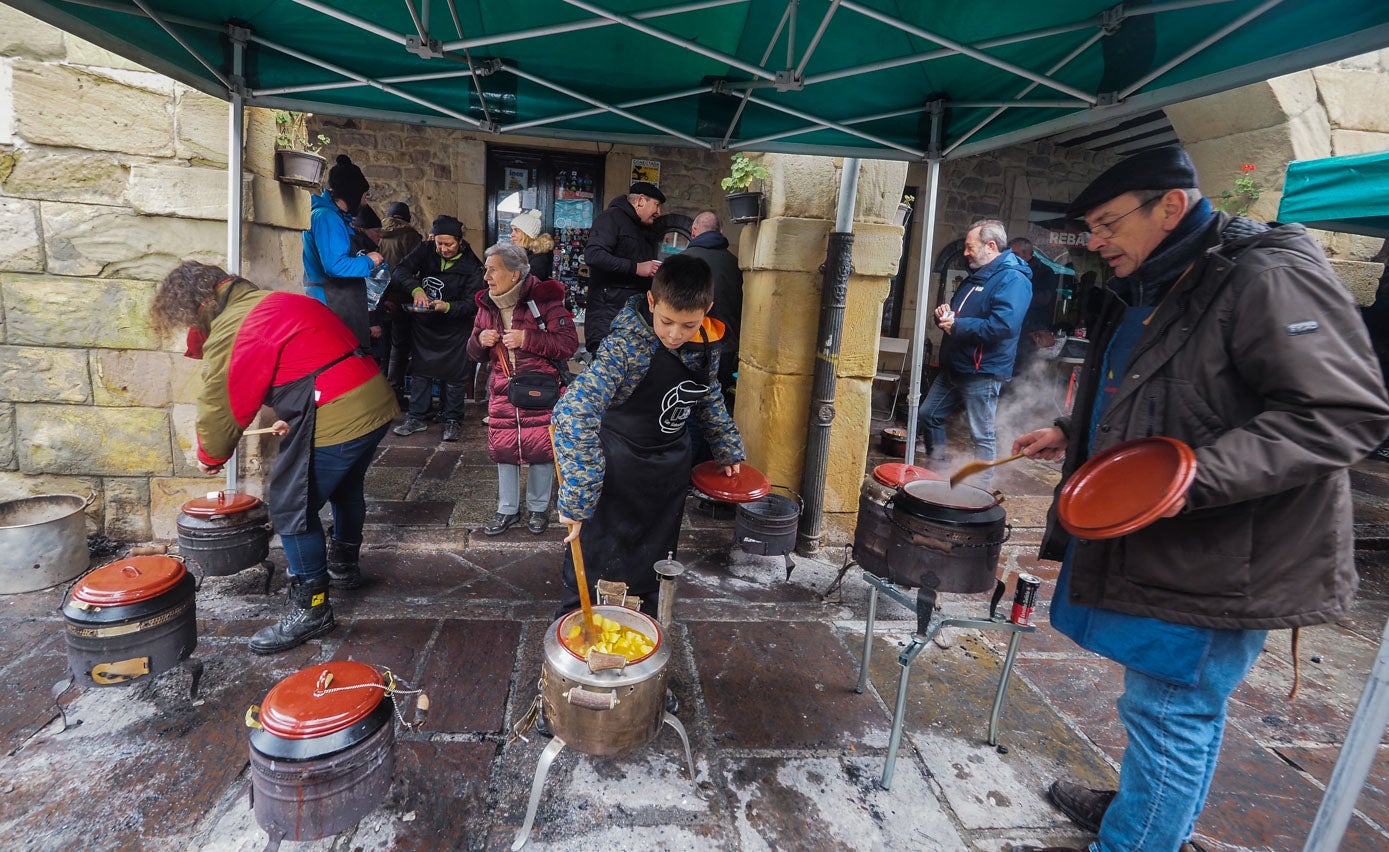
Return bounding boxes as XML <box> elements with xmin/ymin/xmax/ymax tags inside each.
<box><xmin>0</xmin><ymin>493</ymin><xmax>93</xmax><ymax>595</ymax></box>
<box><xmin>893</xmin><ymin>479</ymin><xmax>1005</xmax><ymax>525</ymax></box>
<box><xmin>540</xmin><ymin>606</ymin><xmax>670</xmax><ymax>756</ymax></box>
<box><xmin>871</xmin><ymin>480</ymin><xmax>1009</xmax><ymax>593</ymax></box>
<box><xmin>62</xmin><ymin>555</ymin><xmax>197</xmax><ymax>686</ymax></box>
<box><xmin>177</xmin><ymin>491</ymin><xmax>272</xmax><ymax>578</ymax></box>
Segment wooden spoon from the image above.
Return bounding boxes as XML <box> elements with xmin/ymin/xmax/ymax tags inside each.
<box><xmin>948</xmin><ymin>452</ymin><xmax>1027</xmax><ymax>487</ymax></box>
<box><xmin>549</xmin><ymin>426</ymin><xmax>598</xmax><ymax>649</ymax></box>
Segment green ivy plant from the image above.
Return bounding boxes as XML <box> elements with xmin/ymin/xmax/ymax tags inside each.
<box><xmin>1213</xmin><ymin>163</ymin><xmax>1262</xmax><ymax>216</ymax></box>
<box><xmin>901</xmin><ymin>194</ymin><xmax>915</xmax><ymax>205</ymax></box>
<box><xmin>274</xmin><ymin>109</ymin><xmax>331</xmax><ymax>155</ymax></box>
<box><xmin>721</xmin><ymin>152</ymin><xmax>768</xmax><ymax>192</ymax></box>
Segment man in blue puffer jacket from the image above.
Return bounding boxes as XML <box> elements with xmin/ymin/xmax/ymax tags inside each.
<box><xmin>303</xmin><ymin>154</ymin><xmax>383</xmax><ymax>349</ymax></box>
<box><xmin>918</xmin><ymin>218</ymin><xmax>1030</xmax><ymax>475</ymax></box>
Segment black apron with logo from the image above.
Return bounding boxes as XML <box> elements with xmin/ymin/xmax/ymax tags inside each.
<box><xmin>562</xmin><ymin>345</ymin><xmax>711</xmax><ymax>613</ymax></box>
<box><xmin>265</xmin><ymin>351</ymin><xmax>358</xmax><ymax>536</ymax></box>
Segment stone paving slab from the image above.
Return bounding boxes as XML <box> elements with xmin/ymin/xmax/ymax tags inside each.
<box><xmin>1274</xmin><ymin>743</ymin><xmax>1389</xmax><ymax>832</ymax></box>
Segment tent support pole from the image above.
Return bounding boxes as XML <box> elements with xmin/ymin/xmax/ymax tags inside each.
<box><xmin>225</xmin><ymin>36</ymin><xmax>245</xmax><ymax>493</ymax></box>
<box><xmin>1303</xmin><ymin>614</ymin><xmax>1389</xmax><ymax>850</ymax></box>
<box><xmin>905</xmin><ymin>105</ymin><xmax>945</xmax><ymax>467</ymax></box>
<box><xmin>797</xmin><ymin>157</ymin><xmax>860</xmax><ymax>556</ymax></box>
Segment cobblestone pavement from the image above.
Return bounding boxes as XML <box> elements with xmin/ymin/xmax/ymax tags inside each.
<box><xmin>0</xmin><ymin>407</ymin><xmax>1386</xmax><ymax>850</ymax></box>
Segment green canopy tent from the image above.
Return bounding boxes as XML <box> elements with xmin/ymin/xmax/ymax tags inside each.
<box><xmin>1278</xmin><ymin>149</ymin><xmax>1389</xmax><ymax>239</ymax></box>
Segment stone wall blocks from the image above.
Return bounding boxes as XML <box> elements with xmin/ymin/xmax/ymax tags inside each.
<box><xmin>248</xmin><ymin>173</ymin><xmax>312</xmax><ymax>231</ymax></box>
<box><xmin>2</xmin><ymin>272</ymin><xmax>160</xmax><ymax>349</ymax></box>
<box><xmin>851</xmin><ymin>159</ymin><xmax>908</xmax><ymax>223</ymax></box>
<box><xmin>128</xmin><ymin>163</ymin><xmax>228</xmax><ymax>220</ymax></box>
<box><xmin>1312</xmin><ymin>66</ymin><xmax>1389</xmax><ymax>132</ymax></box>
<box><xmin>103</xmin><ymin>476</ymin><xmax>151</xmax><ymax>540</ymax></box>
<box><xmin>847</xmin><ymin>225</ymin><xmax>907</xmax><ymax>278</ymax></box>
<box><xmin>174</xmin><ymin>88</ymin><xmax>230</xmax><ymax>166</ymax></box>
<box><xmin>39</xmin><ymin>201</ymin><xmax>224</xmax><ymax>280</ymax></box>
<box><xmin>0</xmin><ymin>6</ymin><xmax>67</xmax><ymax>61</ymax></box>
<box><xmin>1165</xmin><ymin>78</ymin><xmax>1298</xmax><ymax>143</ymax></box>
<box><xmin>746</xmin><ymin>217</ymin><xmax>833</xmax><ymax>272</ymax></box>
<box><xmin>0</xmin><ymin>198</ymin><xmax>45</xmax><ymax>272</ymax></box>
<box><xmin>0</xmin><ymin>405</ymin><xmax>15</xmax><ymax>470</ymax></box>
<box><xmin>1328</xmin><ymin>259</ymin><xmax>1385</xmax><ymax>306</ymax></box>
<box><xmin>1331</xmin><ymin>129</ymin><xmax>1389</xmax><ymax>156</ymax></box>
<box><xmin>763</xmin><ymin>154</ymin><xmax>838</xmax><ymax>220</ymax></box>
<box><xmin>11</xmin><ymin>60</ymin><xmax>175</xmax><ymax>156</ymax></box>
<box><xmin>150</xmin><ymin>476</ymin><xmax>220</xmax><ymax>540</ymax></box>
<box><xmin>1</xmin><ymin>148</ymin><xmax>130</xmax><ymax>206</ymax></box>
<box><xmin>16</xmin><ymin>403</ymin><xmax>172</xmax><ymax>475</ymax></box>
<box><xmin>0</xmin><ymin>345</ymin><xmax>91</xmax><ymax>403</ymax></box>
<box><xmin>91</xmin><ymin>349</ymin><xmax>179</xmax><ymax>407</ymax></box>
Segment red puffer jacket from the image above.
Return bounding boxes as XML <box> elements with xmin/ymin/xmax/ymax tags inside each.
<box><xmin>466</xmin><ymin>277</ymin><xmax>579</xmax><ymax>465</ymax></box>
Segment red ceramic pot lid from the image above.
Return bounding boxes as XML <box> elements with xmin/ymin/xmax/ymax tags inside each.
<box><xmin>71</xmin><ymin>556</ymin><xmax>187</xmax><ymax>606</ymax></box>
<box><xmin>899</xmin><ymin>478</ymin><xmax>999</xmax><ymax>511</ymax></box>
<box><xmin>258</xmin><ymin>662</ymin><xmax>385</xmax><ymax>739</ymax></box>
<box><xmin>691</xmin><ymin>461</ymin><xmax>770</xmax><ymax>503</ymax></box>
<box><xmin>1057</xmin><ymin>436</ymin><xmax>1197</xmax><ymax>540</ymax></box>
<box><xmin>872</xmin><ymin>463</ymin><xmax>940</xmax><ymax>487</ymax></box>
<box><xmin>180</xmin><ymin>490</ymin><xmax>263</xmax><ymax>518</ymax></box>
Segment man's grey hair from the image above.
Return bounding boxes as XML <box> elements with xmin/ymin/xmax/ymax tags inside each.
<box><xmin>971</xmin><ymin>219</ymin><xmax>1008</xmax><ymax>250</ymax></box>
<box><xmin>485</xmin><ymin>242</ymin><xmax>530</xmax><ymax>275</ymax></box>
<box><xmin>692</xmin><ymin>210</ymin><xmax>721</xmax><ymax>235</ymax></box>
<box><xmin>1008</xmin><ymin>236</ymin><xmax>1033</xmax><ymax>253</ymax></box>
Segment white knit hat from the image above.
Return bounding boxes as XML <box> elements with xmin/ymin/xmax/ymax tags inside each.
<box><xmin>511</xmin><ymin>209</ymin><xmax>543</xmax><ymax>238</ymax></box>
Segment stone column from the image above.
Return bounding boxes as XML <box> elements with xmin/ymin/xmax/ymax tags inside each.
<box><xmin>734</xmin><ymin>154</ymin><xmax>907</xmax><ymax>545</ymax></box>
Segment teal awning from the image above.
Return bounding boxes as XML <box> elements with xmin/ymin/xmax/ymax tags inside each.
<box><xmin>1278</xmin><ymin>150</ymin><xmax>1389</xmax><ymax>239</ymax></box>
<box><xmin>10</xmin><ymin>0</ymin><xmax>1389</xmax><ymax>160</ymax></box>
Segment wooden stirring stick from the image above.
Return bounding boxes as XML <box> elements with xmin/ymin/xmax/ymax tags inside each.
<box><xmin>549</xmin><ymin>425</ymin><xmax>598</xmax><ymax>648</ymax></box>
<box><xmin>948</xmin><ymin>452</ymin><xmax>1027</xmax><ymax>487</ymax></box>
<box><xmin>243</xmin><ymin>424</ymin><xmax>289</xmax><ymax>437</ymax></box>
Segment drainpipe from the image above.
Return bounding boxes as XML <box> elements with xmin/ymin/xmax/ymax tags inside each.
<box><xmin>225</xmin><ymin>33</ymin><xmax>245</xmax><ymax>493</ymax></box>
<box><xmin>796</xmin><ymin>158</ymin><xmax>860</xmax><ymax>556</ymax></box>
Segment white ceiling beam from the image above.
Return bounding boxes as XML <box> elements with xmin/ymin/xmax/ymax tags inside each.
<box><xmin>506</xmin><ymin>66</ymin><xmax>712</xmax><ymax>148</ymax></box>
<box><xmin>561</xmin><ymin>0</ymin><xmax>776</xmax><ymax>81</ymax></box>
<box><xmin>443</xmin><ymin>0</ymin><xmax>749</xmax><ymax>51</ymax></box>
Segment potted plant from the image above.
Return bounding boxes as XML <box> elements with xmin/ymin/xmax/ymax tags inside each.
<box><xmin>893</xmin><ymin>194</ymin><xmax>914</xmax><ymax>227</ymax></box>
<box><xmin>721</xmin><ymin>152</ymin><xmax>768</xmax><ymax>224</ymax></box>
<box><xmin>273</xmin><ymin>110</ymin><xmax>331</xmax><ymax>188</ymax></box>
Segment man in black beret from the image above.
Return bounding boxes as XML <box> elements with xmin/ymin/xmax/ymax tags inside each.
<box><xmin>582</xmin><ymin>180</ymin><xmax>667</xmax><ymax>353</ymax></box>
<box><xmin>1009</xmin><ymin>148</ymin><xmax>1389</xmax><ymax>851</ymax></box>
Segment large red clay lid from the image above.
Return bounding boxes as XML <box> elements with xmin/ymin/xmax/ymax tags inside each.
<box><xmin>872</xmin><ymin>463</ymin><xmax>941</xmax><ymax>487</ymax></box>
<box><xmin>258</xmin><ymin>662</ymin><xmax>385</xmax><ymax>740</ymax></box>
<box><xmin>180</xmin><ymin>490</ymin><xmax>263</xmax><ymax>518</ymax></box>
<box><xmin>691</xmin><ymin>460</ymin><xmax>771</xmax><ymax>503</ymax></box>
<box><xmin>71</xmin><ymin>556</ymin><xmax>187</xmax><ymax>606</ymax></box>
<box><xmin>1058</xmin><ymin>436</ymin><xmax>1197</xmax><ymax>539</ymax></box>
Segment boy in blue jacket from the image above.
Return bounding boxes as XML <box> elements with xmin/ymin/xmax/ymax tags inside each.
<box><xmin>552</xmin><ymin>253</ymin><xmax>745</xmax><ymax>615</ymax></box>
<box><xmin>303</xmin><ymin>154</ymin><xmax>383</xmax><ymax>348</ymax></box>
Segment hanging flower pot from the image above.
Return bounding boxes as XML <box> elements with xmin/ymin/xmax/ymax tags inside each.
<box><xmin>892</xmin><ymin>202</ymin><xmax>912</xmax><ymax>228</ymax></box>
<box><xmin>726</xmin><ymin>190</ymin><xmax>764</xmax><ymax>224</ymax></box>
<box><xmin>275</xmin><ymin>149</ymin><xmax>328</xmax><ymax>188</ymax></box>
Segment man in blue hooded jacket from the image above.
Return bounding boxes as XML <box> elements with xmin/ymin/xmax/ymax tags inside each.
<box><xmin>303</xmin><ymin>154</ymin><xmax>383</xmax><ymax>349</ymax></box>
<box><xmin>918</xmin><ymin>218</ymin><xmax>1030</xmax><ymax>474</ymax></box>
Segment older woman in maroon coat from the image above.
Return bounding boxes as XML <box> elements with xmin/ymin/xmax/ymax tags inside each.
<box><xmin>467</xmin><ymin>243</ymin><xmax>579</xmax><ymax>536</ymax></box>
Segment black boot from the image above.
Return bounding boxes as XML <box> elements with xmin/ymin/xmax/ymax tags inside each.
<box><xmin>250</xmin><ymin>575</ymin><xmax>335</xmax><ymax>655</ymax></box>
<box><xmin>326</xmin><ymin>538</ymin><xmax>363</xmax><ymax>589</ymax></box>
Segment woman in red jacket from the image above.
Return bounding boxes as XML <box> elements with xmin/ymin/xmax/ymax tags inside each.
<box><xmin>150</xmin><ymin>261</ymin><xmax>397</xmax><ymax>654</ymax></box>
<box><xmin>466</xmin><ymin>244</ymin><xmax>578</xmax><ymax>535</ymax></box>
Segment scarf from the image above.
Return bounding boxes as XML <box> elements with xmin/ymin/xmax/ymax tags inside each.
<box><xmin>1111</xmin><ymin>197</ymin><xmax>1216</xmax><ymax>307</ymax></box>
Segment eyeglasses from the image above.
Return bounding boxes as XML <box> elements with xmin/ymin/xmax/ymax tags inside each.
<box><xmin>1086</xmin><ymin>195</ymin><xmax>1160</xmax><ymax>240</ymax></box>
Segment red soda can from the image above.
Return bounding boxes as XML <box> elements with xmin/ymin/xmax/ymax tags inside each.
<box><xmin>1011</xmin><ymin>573</ymin><xmax>1041</xmax><ymax>626</ymax></box>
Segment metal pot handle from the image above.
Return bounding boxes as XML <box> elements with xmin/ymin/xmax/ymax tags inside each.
<box><xmin>83</xmin><ymin>491</ymin><xmax>97</xmax><ymax>509</ymax></box>
<box><xmin>245</xmin><ymin>704</ymin><xmax>263</xmax><ymax>730</ymax></box>
<box><xmin>564</xmin><ymin>686</ymin><xmax>618</xmax><ymax>711</ymax></box>
<box><xmin>585</xmin><ymin>650</ymin><xmax>628</xmax><ymax>673</ymax></box>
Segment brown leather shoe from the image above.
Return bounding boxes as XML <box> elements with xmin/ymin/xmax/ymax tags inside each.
<box><xmin>1048</xmin><ymin>779</ymin><xmax>1115</xmax><ymax>834</ymax></box>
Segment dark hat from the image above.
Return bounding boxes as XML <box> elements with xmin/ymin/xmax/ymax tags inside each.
<box><xmin>353</xmin><ymin>204</ymin><xmax>381</xmax><ymax>230</ymax></box>
<box><xmin>628</xmin><ymin>181</ymin><xmax>666</xmax><ymax>204</ymax></box>
<box><xmin>386</xmin><ymin>201</ymin><xmax>411</xmax><ymax>223</ymax></box>
<box><xmin>431</xmin><ymin>214</ymin><xmax>464</xmax><ymax>239</ymax></box>
<box><xmin>327</xmin><ymin>154</ymin><xmax>370</xmax><ymax>211</ymax></box>
<box><xmin>1066</xmin><ymin>146</ymin><xmax>1199</xmax><ymax>219</ymax></box>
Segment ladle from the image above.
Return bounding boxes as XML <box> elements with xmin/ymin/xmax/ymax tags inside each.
<box><xmin>548</xmin><ymin>426</ymin><xmax>598</xmax><ymax>648</ymax></box>
<box><xmin>948</xmin><ymin>452</ymin><xmax>1026</xmax><ymax>487</ymax></box>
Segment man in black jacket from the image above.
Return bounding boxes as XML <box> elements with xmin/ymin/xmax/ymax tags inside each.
<box><xmin>681</xmin><ymin>210</ymin><xmax>743</xmax><ymax>408</ymax></box>
<box><xmin>583</xmin><ymin>181</ymin><xmax>664</xmax><ymax>353</ymax></box>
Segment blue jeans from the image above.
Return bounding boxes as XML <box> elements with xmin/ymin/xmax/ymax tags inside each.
<box><xmin>918</xmin><ymin>370</ymin><xmax>1002</xmax><ymax>462</ymax></box>
<box><xmin>1094</xmin><ymin>628</ymin><xmax>1268</xmax><ymax>851</ymax></box>
<box><xmin>279</xmin><ymin>423</ymin><xmax>388</xmax><ymax>582</ymax></box>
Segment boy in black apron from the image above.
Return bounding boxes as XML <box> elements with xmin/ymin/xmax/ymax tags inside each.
<box><xmin>552</xmin><ymin>253</ymin><xmax>746</xmax><ymax>616</ymax></box>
